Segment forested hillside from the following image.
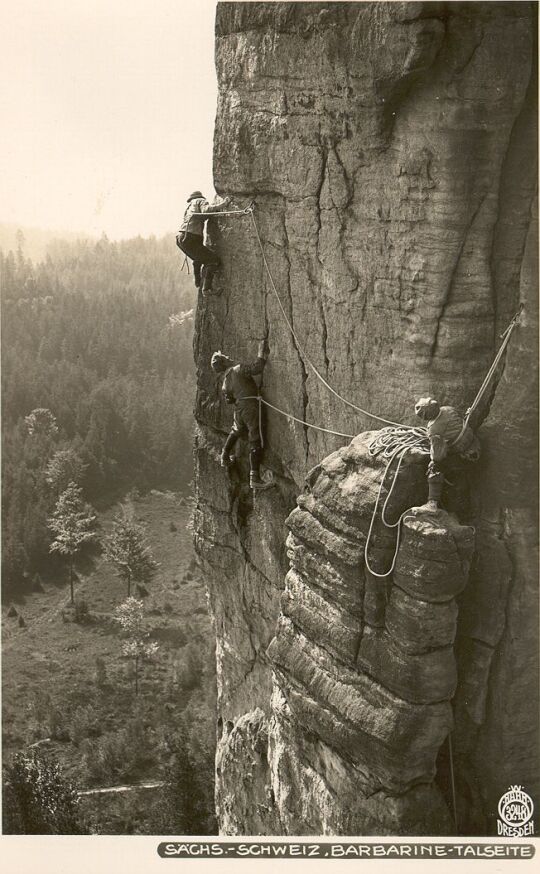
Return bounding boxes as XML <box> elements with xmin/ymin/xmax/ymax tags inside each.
<box><xmin>1</xmin><ymin>235</ymin><xmax>196</xmax><ymax>595</ymax></box>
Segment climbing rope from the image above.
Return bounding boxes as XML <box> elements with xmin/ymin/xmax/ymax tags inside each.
<box><xmin>448</xmin><ymin>732</ymin><xmax>458</xmax><ymax>832</ymax></box>
<box><xmin>190</xmin><ymin>205</ymin><xmax>254</xmax><ymax>217</ymax></box>
<box><xmin>362</xmin><ymin>305</ymin><xmax>523</xmax><ymax>578</ymax></box>
<box><xmin>452</xmin><ymin>304</ymin><xmax>524</xmax><ymax>444</ymax></box>
<box><xmin>248</xmin><ymin>209</ymin><xmax>408</xmax><ymax>429</ymax></box>
<box><xmin>188</xmin><ymin>201</ymin><xmax>524</xmax><ymax>439</ymax></box>
<box><xmin>193</xmin><ymin>202</ymin><xmax>524</xmax><ymax>513</ymax></box>
<box><xmin>363</xmin><ymin>428</ymin><xmax>430</xmax><ymax>579</ymax></box>
<box><xmin>243</xmin><ymin>395</ymin><xmax>355</xmax><ymax>439</ymax></box>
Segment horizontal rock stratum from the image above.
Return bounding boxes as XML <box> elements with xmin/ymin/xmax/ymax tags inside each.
<box><xmin>193</xmin><ymin>1</ymin><xmax>538</xmax><ymax>835</ymax></box>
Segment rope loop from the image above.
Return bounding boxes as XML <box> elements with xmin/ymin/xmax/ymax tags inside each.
<box><xmin>363</xmin><ymin>428</ymin><xmax>430</xmax><ymax>579</ymax></box>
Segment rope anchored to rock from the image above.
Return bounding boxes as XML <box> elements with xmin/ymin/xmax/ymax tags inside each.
<box><xmin>243</xmin><ymin>395</ymin><xmax>356</xmax><ymax>440</ymax></box>
<box><xmin>362</xmin><ymin>304</ymin><xmax>523</xmax><ymax>579</ymax></box>
<box><xmin>452</xmin><ymin>303</ymin><xmax>524</xmax><ymax>444</ymax></box>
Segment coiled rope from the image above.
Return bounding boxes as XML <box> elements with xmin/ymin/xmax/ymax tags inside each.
<box><xmin>195</xmin><ymin>204</ymin><xmax>524</xmax><ymax>565</ymax></box>
<box><xmin>362</xmin><ymin>303</ymin><xmax>522</xmax><ymax>579</ymax></box>
<box><xmin>363</xmin><ymin>428</ymin><xmax>430</xmax><ymax>579</ymax></box>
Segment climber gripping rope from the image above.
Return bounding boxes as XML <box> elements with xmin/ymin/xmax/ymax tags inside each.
<box><xmin>415</xmin><ymin>397</ymin><xmax>481</xmax><ymax>511</ymax></box>
<box><xmin>176</xmin><ymin>192</ymin><xmax>254</xmax><ymax>294</ymax></box>
<box><xmin>211</xmin><ymin>340</ymin><xmax>274</xmax><ymax>491</ymax></box>
<box><xmin>176</xmin><ymin>190</ymin><xmax>227</xmax><ymax>293</ymax></box>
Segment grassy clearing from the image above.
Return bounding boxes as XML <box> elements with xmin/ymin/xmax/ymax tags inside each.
<box><xmin>2</xmin><ymin>490</ymin><xmax>217</xmax><ymax>834</ymax></box>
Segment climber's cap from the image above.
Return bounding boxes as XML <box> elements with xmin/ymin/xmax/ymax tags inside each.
<box><xmin>211</xmin><ymin>351</ymin><xmax>234</xmax><ymax>373</ymax></box>
<box><xmin>415</xmin><ymin>397</ymin><xmax>441</xmax><ymax>421</ymax></box>
<box><xmin>187</xmin><ymin>190</ymin><xmax>204</xmax><ymax>202</ymax></box>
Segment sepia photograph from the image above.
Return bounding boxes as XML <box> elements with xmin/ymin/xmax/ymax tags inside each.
<box><xmin>1</xmin><ymin>0</ymin><xmax>538</xmax><ymax>869</ymax></box>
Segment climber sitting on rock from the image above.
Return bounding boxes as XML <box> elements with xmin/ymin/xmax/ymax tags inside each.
<box><xmin>415</xmin><ymin>397</ymin><xmax>481</xmax><ymax>511</ymax></box>
<box><xmin>211</xmin><ymin>340</ymin><xmax>274</xmax><ymax>491</ymax></box>
<box><xmin>176</xmin><ymin>190</ymin><xmax>231</xmax><ymax>294</ymax></box>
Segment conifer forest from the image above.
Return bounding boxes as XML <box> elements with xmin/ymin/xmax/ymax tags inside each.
<box><xmin>1</xmin><ymin>232</ymin><xmax>217</xmax><ymax>835</ymax></box>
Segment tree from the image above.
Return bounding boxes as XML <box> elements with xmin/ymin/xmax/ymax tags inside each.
<box><xmin>15</xmin><ymin>227</ymin><xmax>26</xmax><ymax>254</ymax></box>
<box><xmin>157</xmin><ymin>722</ymin><xmax>212</xmax><ymax>834</ymax></box>
<box><xmin>2</xmin><ymin>749</ymin><xmax>87</xmax><ymax>834</ymax></box>
<box><xmin>103</xmin><ymin>506</ymin><xmax>157</xmax><ymax>597</ymax></box>
<box><xmin>48</xmin><ymin>482</ymin><xmax>97</xmax><ymax>604</ymax></box>
<box><xmin>24</xmin><ymin>407</ymin><xmax>58</xmax><ymax>438</ymax></box>
<box><xmin>45</xmin><ymin>448</ymin><xmax>87</xmax><ymax>496</ymax></box>
<box><xmin>114</xmin><ymin>597</ymin><xmax>158</xmax><ymax>695</ymax></box>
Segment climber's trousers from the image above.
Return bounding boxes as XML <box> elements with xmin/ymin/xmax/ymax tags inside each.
<box><xmin>223</xmin><ymin>401</ymin><xmax>263</xmax><ymax>475</ymax></box>
<box><xmin>427</xmin><ymin>461</ymin><xmax>445</xmax><ymax>503</ymax></box>
<box><xmin>176</xmin><ymin>232</ymin><xmax>220</xmax><ymax>289</ymax></box>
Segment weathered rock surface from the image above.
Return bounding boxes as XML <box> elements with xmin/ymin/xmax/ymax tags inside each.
<box><xmin>267</xmin><ymin>439</ymin><xmax>473</xmax><ymax>833</ymax></box>
<box><xmin>193</xmin><ymin>1</ymin><xmax>538</xmax><ymax>835</ymax></box>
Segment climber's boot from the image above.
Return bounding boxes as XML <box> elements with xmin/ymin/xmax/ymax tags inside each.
<box><xmin>193</xmin><ymin>262</ymin><xmax>202</xmax><ymax>289</ymax></box>
<box><xmin>202</xmin><ymin>265</ymin><xmax>219</xmax><ymax>295</ymax></box>
<box><xmin>249</xmin><ymin>471</ymin><xmax>274</xmax><ymax>491</ymax></box>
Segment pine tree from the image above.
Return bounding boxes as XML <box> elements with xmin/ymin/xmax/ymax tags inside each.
<box><xmin>3</xmin><ymin>749</ymin><xmax>87</xmax><ymax>834</ymax></box>
<box><xmin>103</xmin><ymin>506</ymin><xmax>157</xmax><ymax>597</ymax></box>
<box><xmin>48</xmin><ymin>482</ymin><xmax>97</xmax><ymax>604</ymax></box>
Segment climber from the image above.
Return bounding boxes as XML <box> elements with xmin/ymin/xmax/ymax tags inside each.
<box><xmin>176</xmin><ymin>191</ymin><xmax>230</xmax><ymax>293</ymax></box>
<box><xmin>211</xmin><ymin>340</ymin><xmax>274</xmax><ymax>491</ymax></box>
<box><xmin>415</xmin><ymin>397</ymin><xmax>481</xmax><ymax>511</ymax></box>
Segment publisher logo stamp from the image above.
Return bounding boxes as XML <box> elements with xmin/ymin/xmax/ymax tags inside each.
<box><xmin>497</xmin><ymin>786</ymin><xmax>534</xmax><ymax>836</ymax></box>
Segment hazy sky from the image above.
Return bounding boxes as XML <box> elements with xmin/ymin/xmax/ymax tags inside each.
<box><xmin>1</xmin><ymin>0</ymin><xmax>218</xmax><ymax>239</ymax></box>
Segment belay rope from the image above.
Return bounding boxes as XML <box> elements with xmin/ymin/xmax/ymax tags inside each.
<box><xmin>192</xmin><ymin>201</ymin><xmax>410</xmax><ymax>432</ymax></box>
<box><xmin>248</xmin><ymin>209</ymin><xmax>407</xmax><ymax>429</ymax></box>
<box><xmin>195</xmin><ymin>203</ymin><xmax>524</xmax><ymax>559</ymax></box>
<box><xmin>244</xmin><ymin>395</ymin><xmax>356</xmax><ymax>440</ymax></box>
<box><xmin>363</xmin><ymin>304</ymin><xmax>523</xmax><ymax>579</ymax></box>
<box><xmin>194</xmin><ymin>204</ymin><xmax>521</xmax><ymax>831</ymax></box>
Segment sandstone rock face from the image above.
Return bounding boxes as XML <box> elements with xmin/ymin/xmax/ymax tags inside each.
<box><xmin>193</xmin><ymin>2</ymin><xmax>538</xmax><ymax>834</ymax></box>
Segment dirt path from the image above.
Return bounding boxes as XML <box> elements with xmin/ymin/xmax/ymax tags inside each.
<box><xmin>78</xmin><ymin>780</ymin><xmax>165</xmax><ymax>797</ymax></box>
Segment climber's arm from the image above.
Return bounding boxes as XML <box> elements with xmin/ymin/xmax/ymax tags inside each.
<box><xmin>198</xmin><ymin>195</ymin><xmax>233</xmax><ymax>216</ymax></box>
<box><xmin>429</xmin><ymin>434</ymin><xmax>448</xmax><ymax>464</ymax></box>
<box><xmin>239</xmin><ymin>341</ymin><xmax>268</xmax><ymax>377</ymax></box>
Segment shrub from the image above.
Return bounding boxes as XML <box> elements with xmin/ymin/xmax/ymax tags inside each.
<box><xmin>74</xmin><ymin>598</ymin><xmax>89</xmax><ymax>624</ymax></box>
<box><xmin>82</xmin><ymin>717</ymin><xmax>154</xmax><ymax>786</ymax></box>
<box><xmin>3</xmin><ymin>749</ymin><xmax>87</xmax><ymax>834</ymax></box>
<box><xmin>69</xmin><ymin>705</ymin><xmax>101</xmax><ymax>746</ymax></box>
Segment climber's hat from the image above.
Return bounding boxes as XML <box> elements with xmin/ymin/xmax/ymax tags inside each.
<box><xmin>187</xmin><ymin>190</ymin><xmax>204</xmax><ymax>202</ymax></box>
<box><xmin>415</xmin><ymin>397</ymin><xmax>441</xmax><ymax>421</ymax></box>
<box><xmin>211</xmin><ymin>351</ymin><xmax>234</xmax><ymax>373</ymax></box>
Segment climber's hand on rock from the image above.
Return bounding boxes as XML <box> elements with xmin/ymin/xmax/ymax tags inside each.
<box><xmin>258</xmin><ymin>339</ymin><xmax>268</xmax><ymax>359</ymax></box>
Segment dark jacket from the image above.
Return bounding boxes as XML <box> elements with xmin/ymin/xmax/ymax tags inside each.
<box><xmin>222</xmin><ymin>358</ymin><xmax>265</xmax><ymax>407</ymax></box>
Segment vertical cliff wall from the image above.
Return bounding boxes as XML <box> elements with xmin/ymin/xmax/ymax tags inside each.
<box><xmin>193</xmin><ymin>1</ymin><xmax>538</xmax><ymax>835</ymax></box>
